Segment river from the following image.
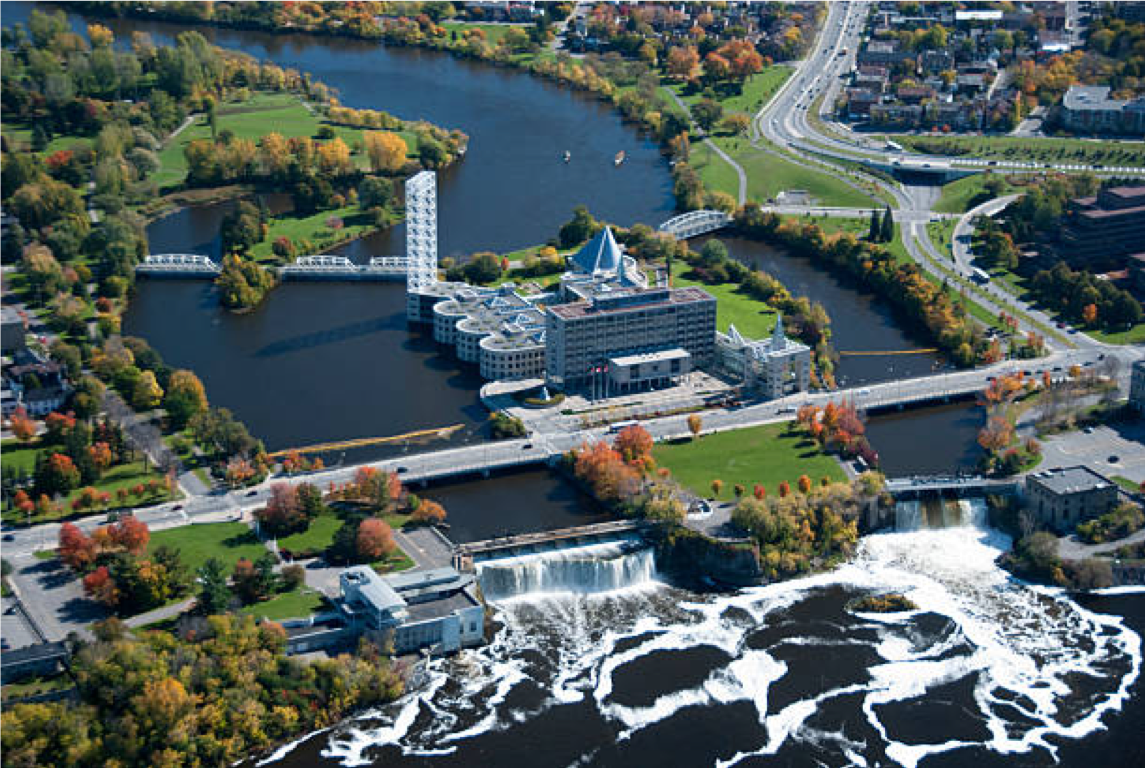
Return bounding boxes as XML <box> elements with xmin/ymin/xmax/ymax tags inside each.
<box><xmin>5</xmin><ymin>6</ymin><xmax>1141</xmax><ymax>766</ymax></box>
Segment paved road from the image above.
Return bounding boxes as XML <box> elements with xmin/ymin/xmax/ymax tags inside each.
<box><xmin>952</xmin><ymin>194</ymin><xmax>1019</xmax><ymax>273</ymax></box>
<box><xmin>749</xmin><ymin>0</ymin><xmax>1145</xmax><ymax>355</ymax></box>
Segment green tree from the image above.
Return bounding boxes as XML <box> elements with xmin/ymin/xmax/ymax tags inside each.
<box><xmin>879</xmin><ymin>206</ymin><xmax>895</xmax><ymax>243</ymax></box>
<box><xmin>197</xmin><ymin>557</ymin><xmax>231</xmax><ymax>614</ymax></box>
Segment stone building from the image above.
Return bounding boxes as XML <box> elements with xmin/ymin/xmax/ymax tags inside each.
<box><xmin>714</xmin><ymin>315</ymin><xmax>811</xmax><ymax>399</ymax></box>
<box><xmin>1025</xmin><ymin>466</ymin><xmax>1118</xmax><ymax>532</ymax></box>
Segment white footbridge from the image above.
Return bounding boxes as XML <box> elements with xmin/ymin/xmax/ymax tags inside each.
<box><xmin>137</xmin><ymin>254</ymin><xmax>410</xmax><ymax>281</ymax></box>
<box><xmin>658</xmin><ymin>209</ymin><xmax>732</xmax><ymax>239</ymax></box>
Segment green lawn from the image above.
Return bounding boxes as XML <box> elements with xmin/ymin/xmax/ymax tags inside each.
<box><xmin>147</xmin><ymin>522</ymin><xmax>268</xmax><ymax>572</ymax></box>
<box><xmin>668</xmin><ymin>66</ymin><xmax>793</xmax><ymax>115</ymax></box>
<box><xmin>277</xmin><ymin>513</ymin><xmax>344</xmax><ymax>553</ymax></box>
<box><xmin>1</xmin><ymin>458</ymin><xmax>174</xmax><ymax>526</ymax></box>
<box><xmin>1087</xmin><ymin>324</ymin><xmax>1145</xmax><ymax>345</ymax></box>
<box><xmin>926</xmin><ymin>218</ymin><xmax>958</xmax><ymax>261</ymax></box>
<box><xmin>653</xmin><ymin>422</ymin><xmax>846</xmax><ymax>502</ymax></box>
<box><xmin>894</xmin><ymin>134</ymin><xmax>1145</xmax><ymax>168</ymax></box>
<box><xmin>933</xmin><ymin>174</ymin><xmax>1018</xmax><ymax>214</ymax></box>
<box><xmin>1110</xmin><ymin>475</ymin><xmax>1143</xmax><ymax>493</ymax></box>
<box><xmin>248</xmin><ymin>205</ymin><xmax>380</xmax><ymax>262</ymax></box>
<box><xmin>672</xmin><ymin>272</ymin><xmax>776</xmax><ymax>339</ymax></box>
<box><xmin>440</xmin><ymin>21</ymin><xmax>516</xmax><ymax>46</ymax></box>
<box><xmin>239</xmin><ymin>588</ymin><xmax>328</xmax><ymax>621</ymax></box>
<box><xmin>373</xmin><ymin>548</ymin><xmax>415</xmax><ymax>574</ymax></box>
<box><xmin>695</xmin><ymin>135</ymin><xmax>875</xmax><ymax>207</ymax></box>
<box><xmin>0</xmin><ymin>440</ymin><xmax>43</xmax><ymax>475</ymax></box>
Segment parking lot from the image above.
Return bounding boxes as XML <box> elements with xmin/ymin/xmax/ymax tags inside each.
<box><xmin>1038</xmin><ymin>422</ymin><xmax>1145</xmax><ymax>485</ymax></box>
<box><xmin>1</xmin><ymin>597</ymin><xmax>41</xmax><ymax>651</ymax></box>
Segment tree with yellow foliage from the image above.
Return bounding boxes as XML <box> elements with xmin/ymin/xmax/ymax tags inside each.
<box><xmin>363</xmin><ymin>130</ymin><xmax>408</xmax><ymax>173</ymax></box>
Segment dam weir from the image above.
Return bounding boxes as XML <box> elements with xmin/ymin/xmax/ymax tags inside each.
<box><xmin>473</xmin><ymin>535</ymin><xmax>657</xmax><ymax>602</ymax></box>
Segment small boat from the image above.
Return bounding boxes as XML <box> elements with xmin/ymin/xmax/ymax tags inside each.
<box><xmin>614</xmin><ymin>150</ymin><xmax>625</xmax><ymax>166</ymax></box>
<box><xmin>563</xmin><ymin>150</ymin><xmax>571</xmax><ymax>163</ymax></box>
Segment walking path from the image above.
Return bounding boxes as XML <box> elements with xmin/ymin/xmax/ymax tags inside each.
<box><xmin>662</xmin><ymin>87</ymin><xmax>747</xmax><ymax>206</ymax></box>
<box><xmin>125</xmin><ymin>597</ymin><xmax>196</xmax><ymax>628</ymax></box>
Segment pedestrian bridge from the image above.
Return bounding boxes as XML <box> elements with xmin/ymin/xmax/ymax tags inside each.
<box><xmin>279</xmin><ymin>254</ymin><xmax>410</xmax><ymax>281</ymax></box>
<box><xmin>136</xmin><ymin>254</ymin><xmax>221</xmax><ymax>276</ymax></box>
<box><xmin>885</xmin><ymin>475</ymin><xmax>1018</xmax><ymax>498</ymax></box>
<box><xmin>137</xmin><ymin>254</ymin><xmax>411</xmax><ymax>281</ymax></box>
<box><xmin>658</xmin><ymin>209</ymin><xmax>732</xmax><ymax>239</ymax></box>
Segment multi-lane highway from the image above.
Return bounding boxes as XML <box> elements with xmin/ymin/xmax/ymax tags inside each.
<box><xmin>751</xmin><ymin>1</ymin><xmax>1143</xmax><ymax>353</ymax></box>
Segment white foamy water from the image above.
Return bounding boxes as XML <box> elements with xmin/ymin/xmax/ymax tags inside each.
<box><xmin>267</xmin><ymin>502</ymin><xmax>1140</xmax><ymax>768</ymax></box>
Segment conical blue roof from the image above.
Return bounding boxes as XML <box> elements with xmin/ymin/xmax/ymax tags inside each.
<box><xmin>571</xmin><ymin>227</ymin><xmax>622</xmax><ymax>274</ymax></box>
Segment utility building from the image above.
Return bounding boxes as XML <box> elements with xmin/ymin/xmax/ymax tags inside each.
<box><xmin>1025</xmin><ymin>466</ymin><xmax>1118</xmax><ymax>532</ymax></box>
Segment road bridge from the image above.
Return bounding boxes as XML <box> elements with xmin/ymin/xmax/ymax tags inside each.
<box><xmin>659</xmin><ymin>210</ymin><xmax>732</xmax><ymax>239</ymax></box>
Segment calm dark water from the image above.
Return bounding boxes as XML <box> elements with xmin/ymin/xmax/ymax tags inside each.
<box><xmin>712</xmin><ymin>236</ymin><xmax>949</xmax><ymax>386</ymax></box>
<box><xmin>866</xmin><ymin>401</ymin><xmax>983</xmax><ymax>475</ymax></box>
<box><xmin>420</xmin><ymin>468</ymin><xmax>607</xmax><ymax>544</ymax></box>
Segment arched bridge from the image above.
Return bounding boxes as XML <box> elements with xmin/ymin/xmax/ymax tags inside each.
<box><xmin>658</xmin><ymin>209</ymin><xmax>732</xmax><ymax>239</ymax></box>
<box><xmin>137</xmin><ymin>254</ymin><xmax>220</xmax><ymax>276</ymax></box>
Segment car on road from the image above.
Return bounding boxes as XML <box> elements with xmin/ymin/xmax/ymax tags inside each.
<box><xmin>1109</xmin><ymin>455</ymin><xmax>1120</xmax><ymax>463</ymax></box>
<box><xmin>172</xmin><ymin>504</ymin><xmax>183</xmax><ymax>511</ymax></box>
<box><xmin>521</xmin><ymin>443</ymin><xmax>533</xmax><ymax>450</ymax></box>
<box><xmin>397</xmin><ymin>466</ymin><xmax>409</xmax><ymax>474</ymax></box>
<box><xmin>246</xmin><ymin>489</ymin><xmax>258</xmax><ymax>497</ymax></box>
<box><xmin>1</xmin><ymin>534</ymin><xmax>13</xmax><ymax>542</ymax></box>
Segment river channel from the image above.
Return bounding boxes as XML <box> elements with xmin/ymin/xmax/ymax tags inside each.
<box><xmin>6</xmin><ymin>6</ymin><xmax>1142</xmax><ymax>767</ymax></box>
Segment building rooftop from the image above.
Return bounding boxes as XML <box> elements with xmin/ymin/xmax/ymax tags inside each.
<box><xmin>609</xmin><ymin>348</ymin><xmax>690</xmax><ymax>367</ymax></box>
<box><xmin>1027</xmin><ymin>466</ymin><xmax>1112</xmax><ymax>495</ymax></box>
<box><xmin>341</xmin><ymin>565</ymin><xmax>406</xmax><ymax>614</ymax></box>
<box><xmin>547</xmin><ymin>285</ymin><xmax>714</xmax><ymax>320</ymax></box>
<box><xmin>570</xmin><ymin>226</ymin><xmax>624</xmax><ymax>275</ymax></box>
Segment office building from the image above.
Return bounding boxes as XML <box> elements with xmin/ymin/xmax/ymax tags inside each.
<box><xmin>715</xmin><ymin>315</ymin><xmax>812</xmax><ymax>399</ymax></box>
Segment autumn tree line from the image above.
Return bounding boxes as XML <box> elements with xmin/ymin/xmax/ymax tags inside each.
<box><xmin>735</xmin><ymin>205</ymin><xmax>996</xmax><ymax>367</ymax></box>
<box><xmin>567</xmin><ymin>423</ymin><xmax>883</xmax><ymax>583</ymax></box>
<box><xmin>257</xmin><ymin>466</ymin><xmax>446</xmax><ymax>563</ymax></box>
<box><xmin>1</xmin><ymin>614</ymin><xmax>403</xmax><ymax>768</ymax></box>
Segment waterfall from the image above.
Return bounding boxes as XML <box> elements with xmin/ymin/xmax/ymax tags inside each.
<box><xmin>895</xmin><ymin>497</ymin><xmax>986</xmax><ymax>530</ymax></box>
<box><xmin>476</xmin><ymin>537</ymin><xmax>657</xmax><ymax>601</ymax></box>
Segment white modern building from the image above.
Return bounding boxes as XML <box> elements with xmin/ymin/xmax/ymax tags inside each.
<box><xmin>715</xmin><ymin>314</ymin><xmax>811</xmax><ymax>399</ymax></box>
<box><xmin>338</xmin><ymin>565</ymin><xmax>484</xmax><ymax>655</ymax></box>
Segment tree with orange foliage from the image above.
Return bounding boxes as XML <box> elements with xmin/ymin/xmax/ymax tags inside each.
<box><xmin>83</xmin><ymin>566</ymin><xmax>119</xmax><ymax>606</ymax></box>
<box><xmin>13</xmin><ymin>489</ymin><xmax>34</xmax><ymax>519</ymax></box>
<box><xmin>778</xmin><ymin>481</ymin><xmax>791</xmax><ymax>498</ymax></box>
<box><xmin>753</xmin><ymin>484</ymin><xmax>766</xmax><ymax>500</ymax></box>
<box><xmin>89</xmin><ymin>442</ymin><xmax>114</xmax><ymax>474</ymax></box>
<box><xmin>977</xmin><ymin>414</ymin><xmax>1015</xmax><ymax>452</ymax></box>
<box><xmin>356</xmin><ymin>518</ymin><xmax>396</xmax><ymax>561</ymax></box>
<box><xmin>687</xmin><ymin>413</ymin><xmax>703</xmax><ymax>439</ymax></box>
<box><xmin>614</xmin><ymin>424</ymin><xmax>653</xmax><ymax>464</ymax></box>
<box><xmin>666</xmin><ymin>45</ymin><xmax>699</xmax><ymax>79</ymax></box>
<box><xmin>1082</xmin><ymin>303</ymin><xmax>1098</xmax><ymax>325</ymax></box>
<box><xmin>411</xmin><ymin>499</ymin><xmax>447</xmax><ymax>525</ymax></box>
<box><xmin>797</xmin><ymin>475</ymin><xmax>812</xmax><ymax>494</ymax></box>
<box><xmin>108</xmin><ymin>516</ymin><xmax>150</xmax><ymax>555</ymax></box>
<box><xmin>8</xmin><ymin>406</ymin><xmax>35</xmax><ymax>443</ymax></box>
<box><xmin>710</xmin><ymin>478</ymin><xmax>723</xmax><ymax>497</ymax></box>
<box><xmin>59</xmin><ymin>522</ymin><xmax>96</xmax><ymax>570</ymax></box>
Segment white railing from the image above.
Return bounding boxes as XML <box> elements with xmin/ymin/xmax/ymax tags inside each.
<box><xmin>137</xmin><ymin>254</ymin><xmax>220</xmax><ymax>273</ymax></box>
<box><xmin>658</xmin><ymin>210</ymin><xmax>732</xmax><ymax>239</ymax></box>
